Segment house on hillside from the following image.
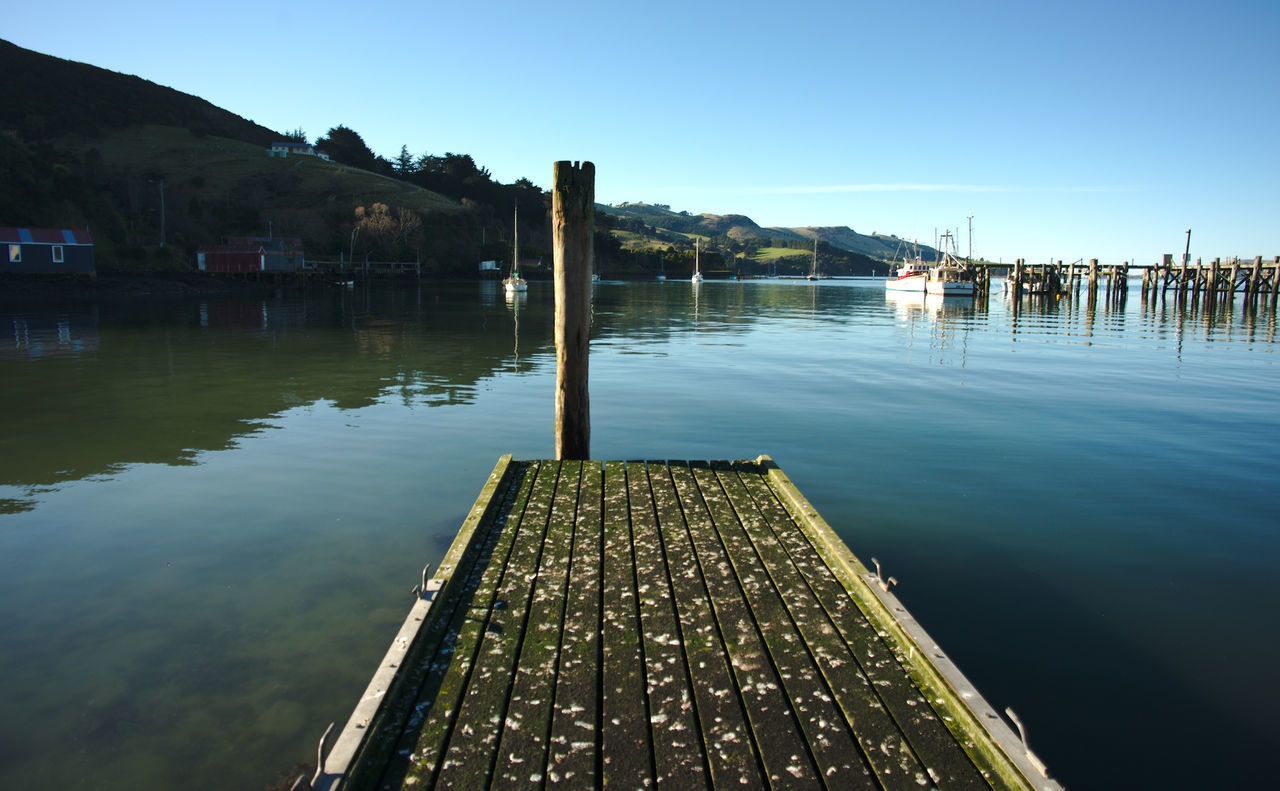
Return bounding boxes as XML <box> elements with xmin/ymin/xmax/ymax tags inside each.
<box><xmin>1</xmin><ymin>227</ymin><xmax>95</xmax><ymax>274</ymax></box>
<box><xmin>267</xmin><ymin>142</ymin><xmax>331</xmax><ymax>161</ymax></box>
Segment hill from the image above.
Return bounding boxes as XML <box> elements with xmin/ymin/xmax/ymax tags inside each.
<box><xmin>597</xmin><ymin>203</ymin><xmax>890</xmax><ymax>277</ymax></box>
<box><xmin>600</xmin><ymin>202</ymin><xmax>937</xmax><ymax>263</ymax></box>
<box><xmin>0</xmin><ymin>39</ymin><xmax>933</xmax><ymax>279</ymax></box>
<box><xmin>0</xmin><ymin>40</ymin><xmax>517</xmax><ymax>274</ymax></box>
<box><xmin>0</xmin><ymin>39</ymin><xmax>278</xmax><ymax>144</ymax></box>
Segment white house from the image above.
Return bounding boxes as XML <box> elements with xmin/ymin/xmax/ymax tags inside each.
<box><xmin>267</xmin><ymin>142</ymin><xmax>331</xmax><ymax>161</ymax></box>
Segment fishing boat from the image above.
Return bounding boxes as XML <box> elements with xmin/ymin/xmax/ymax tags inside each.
<box><xmin>925</xmin><ymin>264</ymin><xmax>975</xmax><ymax>296</ymax></box>
<box><xmin>691</xmin><ymin>239</ymin><xmax>704</xmax><ymax>283</ymax></box>
<box><xmin>885</xmin><ymin>244</ymin><xmax>931</xmax><ymax>292</ymax></box>
<box><xmin>503</xmin><ymin>206</ymin><xmax>527</xmax><ymax>293</ymax></box>
<box><xmin>886</xmin><ymin>232</ymin><xmax>975</xmax><ymax>296</ymax></box>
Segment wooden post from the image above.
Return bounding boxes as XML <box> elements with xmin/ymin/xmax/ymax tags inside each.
<box><xmin>553</xmin><ymin>160</ymin><xmax>594</xmax><ymax>460</ymax></box>
<box><xmin>1248</xmin><ymin>256</ymin><xmax>1262</xmax><ymax>300</ymax></box>
<box><xmin>1271</xmin><ymin>257</ymin><xmax>1280</xmax><ymax>309</ymax></box>
<box><xmin>1088</xmin><ymin>258</ymin><xmax>1098</xmax><ymax>296</ymax></box>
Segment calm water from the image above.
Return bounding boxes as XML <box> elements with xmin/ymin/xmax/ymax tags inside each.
<box><xmin>1</xmin><ymin>279</ymin><xmax>1277</xmax><ymax>789</ymax></box>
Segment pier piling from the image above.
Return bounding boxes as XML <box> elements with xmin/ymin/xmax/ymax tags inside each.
<box><xmin>552</xmin><ymin>160</ymin><xmax>594</xmax><ymax>461</ymax></box>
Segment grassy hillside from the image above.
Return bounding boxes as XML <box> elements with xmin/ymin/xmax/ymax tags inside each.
<box><xmin>0</xmin><ymin>39</ymin><xmax>277</xmax><ymax>144</ymax></box>
<box><xmin>0</xmin><ymin>38</ymin><xmax>933</xmax><ymax>278</ymax></box>
<box><xmin>2</xmin><ymin>123</ymin><xmax>464</xmax><ymax>272</ymax></box>
<box><xmin>0</xmin><ymin>39</ymin><xmax>528</xmax><ymax>275</ymax></box>
<box><xmin>600</xmin><ymin>202</ymin><xmax>936</xmax><ymax>263</ymax></box>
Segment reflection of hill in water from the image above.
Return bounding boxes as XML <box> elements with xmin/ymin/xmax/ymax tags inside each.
<box><xmin>0</xmin><ymin>280</ymin><xmax>924</xmax><ymax>502</ymax></box>
<box><xmin>0</xmin><ymin>284</ymin><xmax>561</xmax><ymax>497</ymax></box>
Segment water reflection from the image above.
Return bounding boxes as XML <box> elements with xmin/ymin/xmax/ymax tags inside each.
<box><xmin>2</xmin><ymin>278</ymin><xmax>1279</xmax><ymax>791</ymax></box>
<box><xmin>1</xmin><ymin>310</ymin><xmax>99</xmax><ymax>360</ymax></box>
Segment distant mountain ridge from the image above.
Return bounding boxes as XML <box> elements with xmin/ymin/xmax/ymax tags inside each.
<box><xmin>600</xmin><ymin>202</ymin><xmax>936</xmax><ymax>261</ymax></box>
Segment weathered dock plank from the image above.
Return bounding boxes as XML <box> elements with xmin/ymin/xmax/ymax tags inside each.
<box><xmin>691</xmin><ymin>461</ymin><xmax>872</xmax><ymax>788</ymax></box>
<box><xmin>546</xmin><ymin>459</ymin><xmax>603</xmax><ymax>785</ymax></box>
<box><xmin>327</xmin><ymin>457</ymin><xmax>1062</xmax><ymax>791</ymax></box>
<box><xmin>666</xmin><ymin>462</ymin><xmax>822</xmax><ymax>788</ymax></box>
<box><xmin>599</xmin><ymin>461</ymin><xmax>653</xmax><ymax>787</ymax></box>
<box><xmin>487</xmin><ymin>460</ymin><xmax>580</xmax><ymax>787</ymax></box>
<box><xmin>648</xmin><ymin>462</ymin><xmax>763</xmax><ymax>788</ymax></box>
<box><xmin>423</xmin><ymin>459</ymin><xmax>556</xmax><ymax>788</ymax></box>
<box><xmin>715</xmin><ymin>461</ymin><xmax>935</xmax><ymax>790</ymax></box>
<box><xmin>626</xmin><ymin>461</ymin><xmax>707</xmax><ymax>787</ymax></box>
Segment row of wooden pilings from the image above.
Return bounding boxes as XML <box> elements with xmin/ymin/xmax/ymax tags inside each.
<box><xmin>1144</xmin><ymin>254</ymin><xmax>1280</xmax><ymax>309</ymax></box>
<box><xmin>1003</xmin><ymin>255</ymin><xmax>1280</xmax><ymax>311</ymax></box>
<box><xmin>1007</xmin><ymin>258</ymin><xmax>1132</xmax><ymax>309</ymax></box>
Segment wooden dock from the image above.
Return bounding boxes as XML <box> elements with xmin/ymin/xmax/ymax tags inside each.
<box><xmin>306</xmin><ymin>456</ymin><xmax>1061</xmax><ymax>791</ymax></box>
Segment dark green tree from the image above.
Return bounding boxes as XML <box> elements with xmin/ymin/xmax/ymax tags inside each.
<box><xmin>315</xmin><ymin>125</ymin><xmax>381</xmax><ymax>171</ymax></box>
<box><xmin>393</xmin><ymin>145</ymin><xmax>415</xmax><ymax>175</ymax></box>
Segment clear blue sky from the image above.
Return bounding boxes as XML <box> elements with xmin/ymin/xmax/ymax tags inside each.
<box><xmin>9</xmin><ymin>0</ymin><xmax>1278</xmax><ymax>263</ymax></box>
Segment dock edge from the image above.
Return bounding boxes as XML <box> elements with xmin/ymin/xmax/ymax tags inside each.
<box><xmin>311</xmin><ymin>454</ymin><xmax>517</xmax><ymax>791</ymax></box>
<box><xmin>756</xmin><ymin>454</ymin><xmax>1064</xmax><ymax>791</ymax></box>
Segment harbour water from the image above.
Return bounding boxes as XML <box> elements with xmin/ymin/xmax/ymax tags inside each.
<box><xmin>1</xmin><ymin>278</ymin><xmax>1277</xmax><ymax>789</ymax></box>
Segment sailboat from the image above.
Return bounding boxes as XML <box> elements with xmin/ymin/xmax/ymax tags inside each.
<box><xmin>807</xmin><ymin>238</ymin><xmax>820</xmax><ymax>280</ymax></box>
<box><xmin>691</xmin><ymin>239</ymin><xmax>704</xmax><ymax>283</ymax></box>
<box><xmin>503</xmin><ymin>205</ymin><xmax>527</xmax><ymax>293</ymax></box>
<box><xmin>656</xmin><ymin>252</ymin><xmax>666</xmax><ymax>281</ymax></box>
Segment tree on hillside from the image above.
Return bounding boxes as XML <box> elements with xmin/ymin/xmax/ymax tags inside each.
<box><xmin>283</xmin><ymin>128</ymin><xmax>307</xmax><ymax>143</ymax></box>
<box><xmin>394</xmin><ymin>145</ymin><xmax>415</xmax><ymax>175</ymax></box>
<box><xmin>315</xmin><ymin>125</ymin><xmax>382</xmax><ymax>172</ymax></box>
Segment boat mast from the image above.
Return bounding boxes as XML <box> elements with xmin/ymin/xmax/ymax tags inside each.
<box><xmin>512</xmin><ymin>204</ymin><xmax>519</xmax><ymax>276</ymax></box>
<box><xmin>812</xmin><ymin>238</ymin><xmax>818</xmax><ymax>276</ymax></box>
<box><xmin>967</xmin><ymin>211</ymin><xmax>973</xmax><ymax>264</ymax></box>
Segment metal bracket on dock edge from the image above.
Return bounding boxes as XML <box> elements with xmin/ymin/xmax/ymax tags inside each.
<box><xmin>306</xmin><ymin>454</ymin><xmax>518</xmax><ymax>791</ymax></box>
<box><xmin>1005</xmin><ymin>707</ymin><xmax>1051</xmax><ymax>779</ymax></box>
<box><xmin>308</xmin><ymin>575</ymin><xmax>445</xmax><ymax>791</ymax></box>
<box><xmin>860</xmin><ymin>570</ymin><xmax>1063</xmax><ymax>790</ymax></box>
<box><xmin>870</xmin><ymin>557</ymin><xmax>898</xmax><ymax>592</ymax></box>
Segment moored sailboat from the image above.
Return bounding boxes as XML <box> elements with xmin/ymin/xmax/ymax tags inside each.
<box><xmin>503</xmin><ymin>205</ymin><xmax>527</xmax><ymax>293</ymax></box>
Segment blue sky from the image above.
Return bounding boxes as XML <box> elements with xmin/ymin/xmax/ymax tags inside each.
<box><xmin>8</xmin><ymin>0</ymin><xmax>1278</xmax><ymax>263</ymax></box>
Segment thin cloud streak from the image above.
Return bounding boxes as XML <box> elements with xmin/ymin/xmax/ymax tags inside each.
<box><xmin>747</xmin><ymin>184</ymin><xmax>1135</xmax><ymax>195</ymax></box>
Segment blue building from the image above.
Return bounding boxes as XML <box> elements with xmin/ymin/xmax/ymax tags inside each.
<box><xmin>1</xmin><ymin>227</ymin><xmax>95</xmax><ymax>274</ymax></box>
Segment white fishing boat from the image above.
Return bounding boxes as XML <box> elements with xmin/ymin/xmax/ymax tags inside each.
<box><xmin>691</xmin><ymin>239</ymin><xmax>704</xmax><ymax>283</ymax></box>
<box><xmin>503</xmin><ymin>205</ymin><xmax>527</xmax><ymax>293</ymax></box>
<box><xmin>887</xmin><ymin>230</ymin><xmax>975</xmax><ymax>296</ymax></box>
<box><xmin>926</xmin><ymin>264</ymin><xmax>975</xmax><ymax>296</ymax></box>
<box><xmin>885</xmin><ymin>254</ymin><xmax>930</xmax><ymax>292</ymax></box>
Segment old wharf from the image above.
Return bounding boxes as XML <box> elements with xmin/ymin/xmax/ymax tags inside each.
<box><xmin>991</xmin><ymin>254</ymin><xmax>1280</xmax><ymax>311</ymax></box>
<box><xmin>302</xmin><ymin>455</ymin><xmax>1061</xmax><ymax>791</ymax></box>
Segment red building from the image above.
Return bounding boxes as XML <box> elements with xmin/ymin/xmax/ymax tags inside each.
<box><xmin>196</xmin><ymin>244</ymin><xmax>266</xmax><ymax>273</ymax></box>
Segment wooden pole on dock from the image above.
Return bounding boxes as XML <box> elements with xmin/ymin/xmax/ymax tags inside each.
<box><xmin>553</xmin><ymin>160</ymin><xmax>594</xmax><ymax>460</ymax></box>
<box><xmin>1088</xmin><ymin>259</ymin><xmax>1098</xmax><ymax>297</ymax></box>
